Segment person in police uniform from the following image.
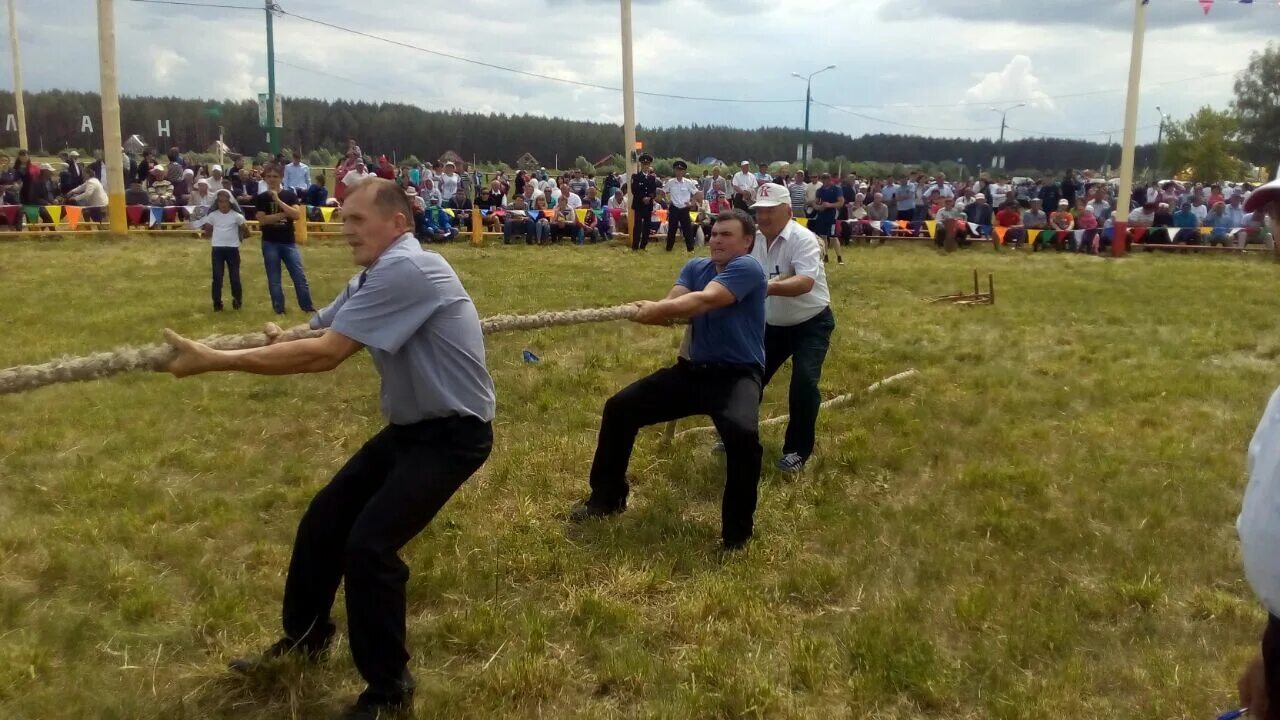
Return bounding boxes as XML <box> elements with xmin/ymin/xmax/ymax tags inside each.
<box><xmin>664</xmin><ymin>160</ymin><xmax>700</xmax><ymax>252</ymax></box>
<box><xmin>631</xmin><ymin>153</ymin><xmax>660</xmax><ymax>251</ymax></box>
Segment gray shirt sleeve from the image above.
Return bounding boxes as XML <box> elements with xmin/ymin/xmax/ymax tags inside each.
<box><xmin>330</xmin><ymin>258</ymin><xmax>444</xmax><ymax>353</ymax></box>
<box><xmin>310</xmin><ymin>275</ymin><xmax>360</xmax><ymax>330</ymax></box>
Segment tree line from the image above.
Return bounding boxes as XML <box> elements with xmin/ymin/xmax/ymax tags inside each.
<box><xmin>0</xmin><ymin>89</ymin><xmax>1155</xmax><ymax>174</ymax></box>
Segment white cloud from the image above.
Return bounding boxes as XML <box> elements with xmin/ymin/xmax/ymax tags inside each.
<box><xmin>963</xmin><ymin>56</ymin><xmax>1055</xmax><ymax>112</ymax></box>
<box><xmin>151</xmin><ymin>50</ymin><xmax>187</xmax><ymax>85</ymax></box>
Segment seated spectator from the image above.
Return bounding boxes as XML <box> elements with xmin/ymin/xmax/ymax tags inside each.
<box><xmin>935</xmin><ymin>196</ymin><xmax>967</xmax><ymax>251</ymax></box>
<box><xmin>419</xmin><ymin>195</ymin><xmax>458</xmax><ymax>242</ymax></box>
<box><xmin>550</xmin><ymin>196</ymin><xmax>584</xmax><ymax>245</ymax></box>
<box><xmin>606</xmin><ymin>189</ymin><xmax>627</xmax><ymax>235</ymax></box>
<box><xmin>405</xmin><ymin>185</ymin><xmax>426</xmax><ymax>229</ymax></box>
<box><xmin>189</xmin><ymin>178</ymin><xmax>216</xmax><ymax>218</ymax></box>
<box><xmin>306</xmin><ymin>171</ymin><xmax>328</xmax><ymax>210</ymax></box>
<box><xmin>581</xmin><ymin>204</ymin><xmax>603</xmax><ymax>243</ymax></box>
<box><xmin>419</xmin><ymin>177</ymin><xmax>442</xmax><ymax>207</ymax></box>
<box><xmin>559</xmin><ymin>181</ymin><xmax>582</xmax><ymax>210</ymax></box>
<box><xmin>1239</xmin><ymin>210</ymin><xmax>1272</xmax><ymax>248</ymax></box>
<box><xmin>341</xmin><ymin>161</ymin><xmax>372</xmax><ymax>192</ymax></box>
<box><xmin>67</xmin><ymin>167</ymin><xmax>109</xmax><ymax>222</ymax></box>
<box><xmin>1208</xmin><ymin>202</ymin><xmax>1234</xmax><ymax>246</ymax></box>
<box><xmin>996</xmin><ymin>200</ymin><xmax>1023</xmax><ymax>247</ymax></box>
<box><xmin>447</xmin><ymin>188</ymin><xmax>473</xmax><ymax>215</ymax></box>
<box><xmin>964</xmin><ymin>193</ymin><xmax>993</xmax><ymax>228</ymax></box>
<box><xmin>125</xmin><ymin>180</ymin><xmax>150</xmax><ymax>206</ymax></box>
<box><xmin>531</xmin><ymin>194</ymin><xmax>552</xmax><ymax>244</ymax></box>
<box><xmin>1050</xmin><ymin>199</ymin><xmax>1074</xmax><ymax>231</ymax></box>
<box><xmin>148</xmin><ymin>166</ymin><xmax>176</xmax><ymax>206</ymax></box>
<box><xmin>1171</xmin><ymin>201</ymin><xmax>1201</xmax><ymax>244</ymax></box>
<box><xmin>1023</xmin><ymin>198</ymin><xmax>1048</xmax><ymax>249</ymax></box>
<box><xmin>503</xmin><ymin>194</ymin><xmax>534</xmax><ymax>245</ymax></box>
<box><xmin>475</xmin><ymin>186</ymin><xmax>503</xmax><ymax>232</ymax></box>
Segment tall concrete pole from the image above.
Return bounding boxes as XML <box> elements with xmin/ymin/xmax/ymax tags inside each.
<box><xmin>96</xmin><ymin>0</ymin><xmax>127</xmax><ymax>234</ymax></box>
<box><xmin>7</xmin><ymin>0</ymin><xmax>26</xmax><ymax>149</ymax></box>
<box><xmin>620</xmin><ymin>0</ymin><xmax>636</xmax><ymax>237</ymax></box>
<box><xmin>265</xmin><ymin>0</ymin><xmax>280</xmax><ymax>154</ymax></box>
<box><xmin>1113</xmin><ymin>0</ymin><xmax>1147</xmax><ymax>258</ymax></box>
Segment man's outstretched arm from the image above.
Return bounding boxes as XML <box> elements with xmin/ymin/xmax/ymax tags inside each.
<box><xmin>163</xmin><ymin>328</ymin><xmax>363</xmax><ymax>377</ymax></box>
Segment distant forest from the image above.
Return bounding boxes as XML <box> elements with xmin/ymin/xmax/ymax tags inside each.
<box><xmin>0</xmin><ymin>90</ymin><xmax>1156</xmax><ymax>173</ymax></box>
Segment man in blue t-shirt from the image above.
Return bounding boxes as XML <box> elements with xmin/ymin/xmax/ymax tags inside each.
<box><xmin>572</xmin><ymin>209</ymin><xmax>767</xmax><ymax>550</ymax></box>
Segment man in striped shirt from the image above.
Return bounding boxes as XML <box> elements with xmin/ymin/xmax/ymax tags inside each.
<box><xmin>787</xmin><ymin>172</ymin><xmax>809</xmax><ymax>219</ymax></box>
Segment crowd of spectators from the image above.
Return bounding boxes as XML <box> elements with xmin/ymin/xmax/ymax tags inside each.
<box><xmin>1</xmin><ymin>139</ymin><xmax>1270</xmax><ymax>252</ymax></box>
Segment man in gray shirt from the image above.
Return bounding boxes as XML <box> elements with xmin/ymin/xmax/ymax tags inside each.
<box><xmin>163</xmin><ymin>178</ymin><xmax>495</xmax><ymax>720</ymax></box>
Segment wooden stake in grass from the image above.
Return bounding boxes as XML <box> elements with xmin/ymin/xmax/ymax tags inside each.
<box><xmin>0</xmin><ymin>304</ymin><xmax>649</xmax><ymax>396</ymax></box>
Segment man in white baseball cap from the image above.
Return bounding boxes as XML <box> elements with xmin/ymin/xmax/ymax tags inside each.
<box><xmin>712</xmin><ymin>182</ymin><xmax>834</xmax><ymax>473</ymax></box>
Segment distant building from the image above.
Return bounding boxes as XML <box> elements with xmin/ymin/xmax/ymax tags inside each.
<box><xmin>124</xmin><ymin>135</ymin><xmax>147</xmax><ymax>154</ymax></box>
<box><xmin>515</xmin><ymin>152</ymin><xmax>540</xmax><ymax>172</ymax></box>
<box><xmin>698</xmin><ymin>156</ymin><xmax>723</xmax><ymax>167</ymax></box>
<box><xmin>438</xmin><ymin>150</ymin><xmax>465</xmax><ymax>166</ymax></box>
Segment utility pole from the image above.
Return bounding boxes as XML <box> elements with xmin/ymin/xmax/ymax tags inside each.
<box><xmin>6</xmin><ymin>0</ymin><xmax>25</xmax><ymax>149</ymax></box>
<box><xmin>1114</xmin><ymin>0</ymin><xmax>1148</xmax><ymax>258</ymax></box>
<box><xmin>96</xmin><ymin>0</ymin><xmax>126</xmax><ymax>234</ymax></box>
<box><xmin>792</xmin><ymin>65</ymin><xmax>835</xmax><ymax>172</ymax></box>
<box><xmin>1102</xmin><ymin>133</ymin><xmax>1112</xmax><ymax>175</ymax></box>
<box><xmin>989</xmin><ymin>103</ymin><xmax>1025</xmax><ymax>172</ymax></box>
<box><xmin>620</xmin><ymin>0</ymin><xmax>636</xmax><ymax>237</ymax></box>
<box><xmin>264</xmin><ymin>0</ymin><xmax>280</xmax><ymax>155</ymax></box>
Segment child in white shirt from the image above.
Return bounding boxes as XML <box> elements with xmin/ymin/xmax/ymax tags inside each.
<box><xmin>190</xmin><ymin>189</ymin><xmax>247</xmax><ymax>311</ymax></box>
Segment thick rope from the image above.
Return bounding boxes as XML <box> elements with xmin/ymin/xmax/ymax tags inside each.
<box><xmin>0</xmin><ymin>304</ymin><xmax>642</xmax><ymax>396</ymax></box>
<box><xmin>670</xmin><ymin>368</ymin><xmax>920</xmax><ymax>439</ymax></box>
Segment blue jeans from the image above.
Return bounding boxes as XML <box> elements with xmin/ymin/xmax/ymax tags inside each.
<box><xmin>262</xmin><ymin>240</ymin><xmax>314</xmax><ymax>313</ymax></box>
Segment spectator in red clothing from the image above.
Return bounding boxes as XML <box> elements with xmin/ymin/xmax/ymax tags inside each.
<box><xmin>996</xmin><ymin>201</ymin><xmax>1024</xmax><ymax>247</ymax></box>
<box><xmin>374</xmin><ymin>156</ymin><xmax>396</xmax><ymax>180</ymax></box>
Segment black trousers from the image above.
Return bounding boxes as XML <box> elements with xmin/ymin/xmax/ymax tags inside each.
<box><xmin>631</xmin><ymin>203</ymin><xmax>653</xmax><ymax>250</ymax></box>
<box><xmin>588</xmin><ymin>360</ymin><xmax>763</xmax><ymax>545</ymax></box>
<box><xmin>763</xmin><ymin>307</ymin><xmax>835</xmax><ymax>460</ymax></box>
<box><xmin>665</xmin><ymin>206</ymin><xmax>695</xmax><ymax>252</ymax></box>
<box><xmin>281</xmin><ymin>416</ymin><xmax>492</xmax><ymax>702</ymax></box>
<box><xmin>211</xmin><ymin>247</ymin><xmax>241</xmax><ymax>309</ymax></box>
<box><xmin>1265</xmin><ymin>614</ymin><xmax>1280</xmax><ymax>719</ymax></box>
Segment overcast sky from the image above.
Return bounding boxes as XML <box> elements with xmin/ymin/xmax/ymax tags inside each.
<box><xmin>9</xmin><ymin>0</ymin><xmax>1280</xmax><ymax>145</ymax></box>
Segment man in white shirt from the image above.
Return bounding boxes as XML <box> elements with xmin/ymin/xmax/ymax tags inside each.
<box><xmin>283</xmin><ymin>152</ymin><xmax>311</xmax><ymax>194</ymax></box>
<box><xmin>732</xmin><ymin>160</ymin><xmax>758</xmax><ymax>212</ymax></box>
<box><xmin>439</xmin><ymin>162</ymin><xmax>461</xmax><ymax>198</ymax></box>
<box><xmin>343</xmin><ymin>161</ymin><xmax>372</xmax><ymax>189</ymax></box>
<box><xmin>663</xmin><ymin>159</ymin><xmax>699</xmax><ymax>252</ymax></box>
<box><xmin>724</xmin><ymin>182</ymin><xmax>835</xmax><ymax>474</ymax></box>
<box><xmin>1236</xmin><ymin>374</ymin><xmax>1280</xmax><ymax>717</ymax></box>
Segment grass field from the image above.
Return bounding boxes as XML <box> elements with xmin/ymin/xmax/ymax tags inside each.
<box><xmin>0</xmin><ymin>235</ymin><xmax>1276</xmax><ymax>719</ymax></box>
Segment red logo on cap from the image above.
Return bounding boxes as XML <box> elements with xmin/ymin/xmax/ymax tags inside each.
<box><xmin>759</xmin><ymin>185</ymin><xmax>770</xmax><ymax>197</ymax></box>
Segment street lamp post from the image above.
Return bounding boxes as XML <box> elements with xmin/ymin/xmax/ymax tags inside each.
<box><xmin>1154</xmin><ymin>105</ymin><xmax>1170</xmax><ymax>181</ymax></box>
<box><xmin>792</xmin><ymin>65</ymin><xmax>835</xmax><ymax>172</ymax></box>
<box><xmin>989</xmin><ymin>103</ymin><xmax>1025</xmax><ymax>171</ymax></box>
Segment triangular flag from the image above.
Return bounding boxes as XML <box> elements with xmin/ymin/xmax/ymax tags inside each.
<box><xmin>968</xmin><ymin>222</ymin><xmax>981</xmax><ymax>236</ymax></box>
<box><xmin>575</xmin><ymin>208</ymin><xmax>588</xmax><ymax>223</ymax></box>
<box><xmin>44</xmin><ymin>205</ymin><xmax>62</xmax><ymax>223</ymax></box>
<box><xmin>1073</xmin><ymin>229</ymin><xmax>1085</xmax><ymax>246</ymax></box>
<box><xmin>23</xmin><ymin>205</ymin><xmax>40</xmax><ymax>225</ymax></box>
<box><xmin>444</xmin><ymin>208</ymin><xmax>455</xmax><ymax>217</ymax></box>
<box><xmin>896</xmin><ymin>219</ymin><xmax>908</xmax><ymax>230</ymax></box>
<box><xmin>924</xmin><ymin>220</ymin><xmax>936</xmax><ymax>236</ymax></box>
<box><xmin>1200</xmin><ymin>0</ymin><xmax>1213</xmax><ymax>13</ymax></box>
<box><xmin>183</xmin><ymin>205</ymin><xmax>195</xmax><ymax>219</ymax></box>
<box><xmin>63</xmin><ymin>205</ymin><xmax>82</xmax><ymax>230</ymax></box>
<box><xmin>320</xmin><ymin>206</ymin><xmax>335</xmax><ymax>223</ymax></box>
<box><xmin>994</xmin><ymin>226</ymin><xmax>1008</xmax><ymax>244</ymax></box>
<box><xmin>126</xmin><ymin>205</ymin><xmax>145</xmax><ymax>225</ymax></box>
<box><xmin>150</xmin><ymin>206</ymin><xmax>164</xmax><ymax>227</ymax></box>
<box><xmin>880</xmin><ymin>220</ymin><xmax>895</xmax><ymax>235</ymax></box>
<box><xmin>978</xmin><ymin>224</ymin><xmax>992</xmax><ymax>236</ymax></box>
<box><xmin>795</xmin><ymin>217</ymin><xmax>808</xmax><ymax>227</ymax></box>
